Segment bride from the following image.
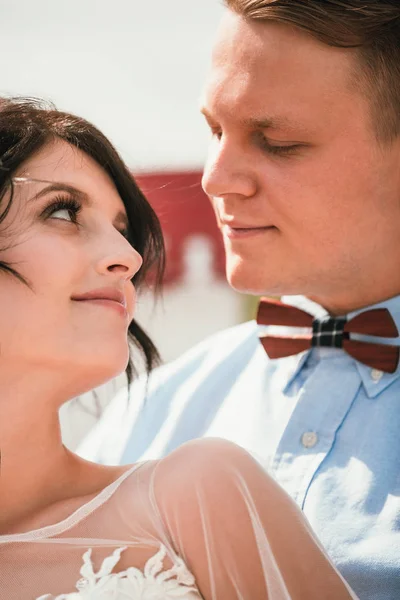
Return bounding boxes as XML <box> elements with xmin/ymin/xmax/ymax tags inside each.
<box><xmin>0</xmin><ymin>98</ymin><xmax>356</xmax><ymax>599</ymax></box>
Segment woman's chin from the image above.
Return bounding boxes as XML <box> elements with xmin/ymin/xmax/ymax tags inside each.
<box><xmin>72</xmin><ymin>351</ymin><xmax>130</xmax><ymax>392</ymax></box>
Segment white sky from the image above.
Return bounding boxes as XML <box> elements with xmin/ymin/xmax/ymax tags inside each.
<box><xmin>0</xmin><ymin>0</ymin><xmax>224</xmax><ymax>170</ymax></box>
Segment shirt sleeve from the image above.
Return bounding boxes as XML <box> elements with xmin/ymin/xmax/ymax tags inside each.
<box><xmin>151</xmin><ymin>438</ymin><xmax>358</xmax><ymax>600</ymax></box>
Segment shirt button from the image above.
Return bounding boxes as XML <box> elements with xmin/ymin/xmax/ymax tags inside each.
<box><xmin>371</xmin><ymin>369</ymin><xmax>383</xmax><ymax>382</ymax></box>
<box><xmin>301</xmin><ymin>432</ymin><xmax>318</xmax><ymax>449</ymax></box>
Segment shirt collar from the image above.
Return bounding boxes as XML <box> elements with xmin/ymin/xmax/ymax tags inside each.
<box><xmin>280</xmin><ymin>294</ymin><xmax>400</xmax><ymax>398</ymax></box>
<box><xmin>348</xmin><ymin>295</ymin><xmax>400</xmax><ymax>397</ymax></box>
<box><xmin>276</xmin><ymin>296</ymin><xmax>320</xmax><ymax>391</ymax></box>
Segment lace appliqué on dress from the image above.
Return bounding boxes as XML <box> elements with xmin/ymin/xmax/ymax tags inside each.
<box><xmin>37</xmin><ymin>544</ymin><xmax>201</xmax><ymax>599</ymax></box>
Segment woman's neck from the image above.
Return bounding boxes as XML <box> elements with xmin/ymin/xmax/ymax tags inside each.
<box><xmin>0</xmin><ymin>368</ymin><xmax>72</xmax><ymax>530</ymax></box>
<box><xmin>0</xmin><ymin>365</ymin><xmax>130</xmax><ymax>535</ymax></box>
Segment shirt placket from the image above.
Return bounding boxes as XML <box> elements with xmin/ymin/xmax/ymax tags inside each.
<box><xmin>269</xmin><ymin>354</ymin><xmax>362</xmax><ymax>507</ymax></box>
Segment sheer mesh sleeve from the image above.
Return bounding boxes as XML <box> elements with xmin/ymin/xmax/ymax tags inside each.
<box><xmin>0</xmin><ymin>438</ymin><xmax>359</xmax><ymax>599</ymax></box>
<box><xmin>149</xmin><ymin>438</ymin><xmax>358</xmax><ymax>600</ymax></box>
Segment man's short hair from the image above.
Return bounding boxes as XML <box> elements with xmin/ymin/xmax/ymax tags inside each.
<box><xmin>225</xmin><ymin>0</ymin><xmax>400</xmax><ymax>142</ymax></box>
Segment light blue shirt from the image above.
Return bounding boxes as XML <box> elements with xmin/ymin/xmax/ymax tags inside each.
<box><xmin>79</xmin><ymin>295</ymin><xmax>400</xmax><ymax>599</ymax></box>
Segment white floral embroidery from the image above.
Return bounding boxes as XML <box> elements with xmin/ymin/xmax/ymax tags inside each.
<box><xmin>36</xmin><ymin>545</ymin><xmax>200</xmax><ymax>599</ymax></box>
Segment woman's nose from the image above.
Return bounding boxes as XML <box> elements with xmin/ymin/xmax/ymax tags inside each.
<box><xmin>96</xmin><ymin>232</ymin><xmax>143</xmax><ymax>281</ymax></box>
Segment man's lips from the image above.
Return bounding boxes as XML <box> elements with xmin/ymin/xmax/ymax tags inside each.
<box><xmin>221</xmin><ymin>224</ymin><xmax>277</xmax><ymax>239</ymax></box>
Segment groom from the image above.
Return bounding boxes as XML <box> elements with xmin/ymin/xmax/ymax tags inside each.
<box><xmin>80</xmin><ymin>2</ymin><xmax>400</xmax><ymax>598</ymax></box>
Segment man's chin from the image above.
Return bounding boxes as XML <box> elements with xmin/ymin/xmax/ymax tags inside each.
<box><xmin>226</xmin><ymin>268</ymin><xmax>279</xmax><ymax>296</ymax></box>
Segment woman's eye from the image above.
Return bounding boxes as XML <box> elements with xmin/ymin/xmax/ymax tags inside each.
<box><xmin>119</xmin><ymin>228</ymin><xmax>130</xmax><ymax>240</ymax></box>
<box><xmin>42</xmin><ymin>197</ymin><xmax>82</xmax><ymax>224</ymax></box>
<box><xmin>50</xmin><ymin>208</ymin><xmax>75</xmax><ymax>221</ymax></box>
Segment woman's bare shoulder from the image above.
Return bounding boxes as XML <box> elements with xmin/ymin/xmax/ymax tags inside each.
<box><xmin>158</xmin><ymin>437</ymin><xmax>256</xmax><ymax>474</ymax></box>
<box><xmin>149</xmin><ymin>437</ymin><xmax>269</xmax><ymax>504</ymax></box>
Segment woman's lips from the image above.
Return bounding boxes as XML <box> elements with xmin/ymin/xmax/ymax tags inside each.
<box><xmin>74</xmin><ymin>297</ymin><xmax>129</xmax><ymax>317</ymax></box>
<box><xmin>71</xmin><ymin>287</ymin><xmax>130</xmax><ymax>318</ymax></box>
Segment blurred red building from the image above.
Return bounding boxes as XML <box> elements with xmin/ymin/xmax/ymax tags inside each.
<box><xmin>136</xmin><ymin>171</ymin><xmax>226</xmax><ymax>286</ymax></box>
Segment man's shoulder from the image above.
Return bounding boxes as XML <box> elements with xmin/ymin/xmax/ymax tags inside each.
<box><xmin>153</xmin><ymin>319</ymin><xmax>259</xmax><ymax>379</ymax></box>
<box><xmin>125</xmin><ymin>319</ymin><xmax>260</xmax><ymax>401</ymax></box>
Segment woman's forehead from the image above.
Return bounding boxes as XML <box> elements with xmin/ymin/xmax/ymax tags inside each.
<box><xmin>16</xmin><ymin>141</ymin><xmax>123</xmax><ymax>199</ymax></box>
<box><xmin>11</xmin><ymin>142</ymin><xmax>127</xmax><ymax>220</ymax></box>
<box><xmin>18</xmin><ymin>140</ymin><xmax>97</xmax><ymax>180</ymax></box>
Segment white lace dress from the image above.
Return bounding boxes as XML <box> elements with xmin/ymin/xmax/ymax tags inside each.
<box><xmin>0</xmin><ymin>462</ymin><xmax>201</xmax><ymax>600</ymax></box>
<box><xmin>37</xmin><ymin>544</ymin><xmax>199</xmax><ymax>599</ymax></box>
<box><xmin>0</xmin><ymin>438</ymin><xmax>358</xmax><ymax>599</ymax></box>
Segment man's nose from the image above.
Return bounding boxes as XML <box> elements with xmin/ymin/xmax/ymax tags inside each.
<box><xmin>201</xmin><ymin>137</ymin><xmax>257</xmax><ymax>200</ymax></box>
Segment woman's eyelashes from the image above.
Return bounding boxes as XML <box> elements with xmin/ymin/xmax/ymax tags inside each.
<box><xmin>41</xmin><ymin>195</ymin><xmax>82</xmax><ymax>225</ymax></box>
<box><xmin>41</xmin><ymin>194</ymin><xmax>131</xmax><ymax>240</ymax></box>
<box><xmin>119</xmin><ymin>227</ymin><xmax>130</xmax><ymax>240</ymax></box>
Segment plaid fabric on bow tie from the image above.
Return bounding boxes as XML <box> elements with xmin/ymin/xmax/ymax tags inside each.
<box><xmin>256</xmin><ymin>298</ymin><xmax>400</xmax><ymax>373</ymax></box>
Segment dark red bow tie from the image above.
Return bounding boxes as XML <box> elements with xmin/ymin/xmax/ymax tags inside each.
<box><xmin>256</xmin><ymin>298</ymin><xmax>400</xmax><ymax>373</ymax></box>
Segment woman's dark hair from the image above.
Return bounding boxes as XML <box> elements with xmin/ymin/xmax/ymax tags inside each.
<box><xmin>0</xmin><ymin>97</ymin><xmax>165</xmax><ymax>383</ymax></box>
<box><xmin>225</xmin><ymin>0</ymin><xmax>400</xmax><ymax>142</ymax></box>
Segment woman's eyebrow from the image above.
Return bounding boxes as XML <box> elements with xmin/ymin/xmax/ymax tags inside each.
<box><xmin>14</xmin><ymin>178</ymin><xmax>129</xmax><ymax>227</ymax></box>
<box><xmin>23</xmin><ymin>182</ymin><xmax>90</xmax><ymax>205</ymax></box>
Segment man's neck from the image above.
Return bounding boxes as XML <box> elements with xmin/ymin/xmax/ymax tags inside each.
<box><xmin>308</xmin><ymin>287</ymin><xmax>400</xmax><ymax>317</ymax></box>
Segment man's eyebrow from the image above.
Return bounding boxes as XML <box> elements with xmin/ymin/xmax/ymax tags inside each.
<box><xmin>240</xmin><ymin>116</ymin><xmax>293</xmax><ymax>130</ymax></box>
<box><xmin>200</xmin><ymin>107</ymin><xmax>217</xmax><ymax>123</ymax></box>
<box><xmin>200</xmin><ymin>107</ymin><xmax>302</xmax><ymax>132</ymax></box>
